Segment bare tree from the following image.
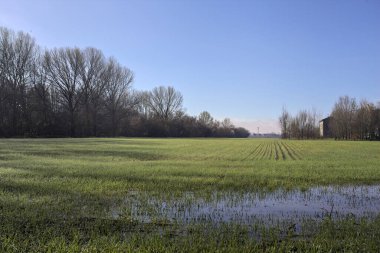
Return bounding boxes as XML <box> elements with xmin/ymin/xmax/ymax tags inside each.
<box><xmin>331</xmin><ymin>96</ymin><xmax>357</xmax><ymax>139</ymax></box>
<box><xmin>356</xmin><ymin>100</ymin><xmax>375</xmax><ymax>139</ymax></box>
<box><xmin>305</xmin><ymin>108</ymin><xmax>319</xmax><ymax>139</ymax></box>
<box><xmin>197</xmin><ymin>111</ymin><xmax>215</xmax><ymax>137</ymax></box>
<box><xmin>80</xmin><ymin>48</ymin><xmax>106</xmax><ymax>136</ymax></box>
<box><xmin>198</xmin><ymin>111</ymin><xmax>214</xmax><ymax>127</ymax></box>
<box><xmin>146</xmin><ymin>86</ymin><xmax>183</xmax><ymax>120</ymax></box>
<box><xmin>297</xmin><ymin>110</ymin><xmax>308</xmax><ymax>139</ymax></box>
<box><xmin>103</xmin><ymin>58</ymin><xmax>134</xmax><ymax>136</ymax></box>
<box><xmin>216</xmin><ymin>118</ymin><xmax>235</xmax><ymax>137</ymax></box>
<box><xmin>29</xmin><ymin>49</ymin><xmax>56</xmax><ymax>135</ymax></box>
<box><xmin>135</xmin><ymin>91</ymin><xmax>153</xmax><ymax>118</ymax></box>
<box><xmin>279</xmin><ymin>107</ymin><xmax>290</xmax><ymax>139</ymax></box>
<box><xmin>282</xmin><ymin>109</ymin><xmax>319</xmax><ymax>139</ymax></box>
<box><xmin>44</xmin><ymin>48</ymin><xmax>84</xmax><ymax>136</ymax></box>
<box><xmin>289</xmin><ymin>117</ymin><xmax>299</xmax><ymax>139</ymax></box>
<box><xmin>0</xmin><ymin>27</ymin><xmax>37</xmax><ymax>135</ymax></box>
<box><xmin>221</xmin><ymin>118</ymin><xmax>234</xmax><ymax>129</ymax></box>
<box><xmin>0</xmin><ymin>28</ymin><xmax>10</xmax><ymax>135</ymax></box>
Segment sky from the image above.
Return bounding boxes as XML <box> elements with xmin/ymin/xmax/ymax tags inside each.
<box><xmin>1</xmin><ymin>0</ymin><xmax>379</xmax><ymax>133</ymax></box>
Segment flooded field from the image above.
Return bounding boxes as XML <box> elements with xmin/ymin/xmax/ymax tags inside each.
<box><xmin>2</xmin><ymin>138</ymin><xmax>380</xmax><ymax>251</ymax></box>
<box><xmin>114</xmin><ymin>185</ymin><xmax>380</xmax><ymax>226</ymax></box>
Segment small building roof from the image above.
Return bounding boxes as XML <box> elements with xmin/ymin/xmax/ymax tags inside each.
<box><xmin>319</xmin><ymin>116</ymin><xmax>332</xmax><ymax>122</ymax></box>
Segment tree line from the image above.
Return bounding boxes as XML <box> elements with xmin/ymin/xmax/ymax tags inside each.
<box><xmin>279</xmin><ymin>108</ymin><xmax>320</xmax><ymax>139</ymax></box>
<box><xmin>330</xmin><ymin>96</ymin><xmax>380</xmax><ymax>140</ymax></box>
<box><xmin>279</xmin><ymin>96</ymin><xmax>380</xmax><ymax>140</ymax></box>
<box><xmin>0</xmin><ymin>27</ymin><xmax>250</xmax><ymax>138</ymax></box>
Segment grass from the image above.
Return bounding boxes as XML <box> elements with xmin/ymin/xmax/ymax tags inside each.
<box><xmin>0</xmin><ymin>138</ymin><xmax>380</xmax><ymax>252</ymax></box>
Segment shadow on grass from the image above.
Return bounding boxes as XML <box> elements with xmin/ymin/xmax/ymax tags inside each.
<box><xmin>16</xmin><ymin>149</ymin><xmax>166</xmax><ymax>161</ymax></box>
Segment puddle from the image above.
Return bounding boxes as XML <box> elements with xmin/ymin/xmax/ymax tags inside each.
<box><xmin>112</xmin><ymin>185</ymin><xmax>380</xmax><ymax>226</ymax></box>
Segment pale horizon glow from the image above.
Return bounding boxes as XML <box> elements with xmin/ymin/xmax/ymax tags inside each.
<box><xmin>230</xmin><ymin>118</ymin><xmax>280</xmax><ymax>134</ymax></box>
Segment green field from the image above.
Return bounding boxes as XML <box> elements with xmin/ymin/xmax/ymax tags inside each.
<box><xmin>1</xmin><ymin>138</ymin><xmax>380</xmax><ymax>252</ymax></box>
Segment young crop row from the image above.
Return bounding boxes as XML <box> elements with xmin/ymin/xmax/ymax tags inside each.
<box><xmin>243</xmin><ymin>141</ymin><xmax>303</xmax><ymax>161</ymax></box>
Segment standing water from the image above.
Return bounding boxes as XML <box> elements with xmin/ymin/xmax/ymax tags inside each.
<box><xmin>112</xmin><ymin>185</ymin><xmax>380</xmax><ymax>226</ymax></box>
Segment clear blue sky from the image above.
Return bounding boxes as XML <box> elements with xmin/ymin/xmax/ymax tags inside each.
<box><xmin>1</xmin><ymin>0</ymin><xmax>379</xmax><ymax>133</ymax></box>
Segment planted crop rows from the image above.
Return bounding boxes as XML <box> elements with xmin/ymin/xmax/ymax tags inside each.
<box><xmin>242</xmin><ymin>141</ymin><xmax>303</xmax><ymax>161</ymax></box>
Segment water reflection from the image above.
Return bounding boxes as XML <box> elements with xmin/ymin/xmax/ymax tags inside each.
<box><xmin>113</xmin><ymin>185</ymin><xmax>380</xmax><ymax>225</ymax></box>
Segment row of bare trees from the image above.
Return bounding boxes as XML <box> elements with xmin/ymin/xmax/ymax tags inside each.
<box><xmin>0</xmin><ymin>27</ymin><xmax>134</xmax><ymax>137</ymax></box>
<box><xmin>279</xmin><ymin>108</ymin><xmax>320</xmax><ymax>139</ymax></box>
<box><xmin>125</xmin><ymin>108</ymin><xmax>249</xmax><ymax>138</ymax></box>
<box><xmin>331</xmin><ymin>96</ymin><xmax>380</xmax><ymax>140</ymax></box>
<box><xmin>279</xmin><ymin>96</ymin><xmax>380</xmax><ymax>140</ymax></box>
<box><xmin>0</xmin><ymin>27</ymin><xmax>250</xmax><ymax>138</ymax></box>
